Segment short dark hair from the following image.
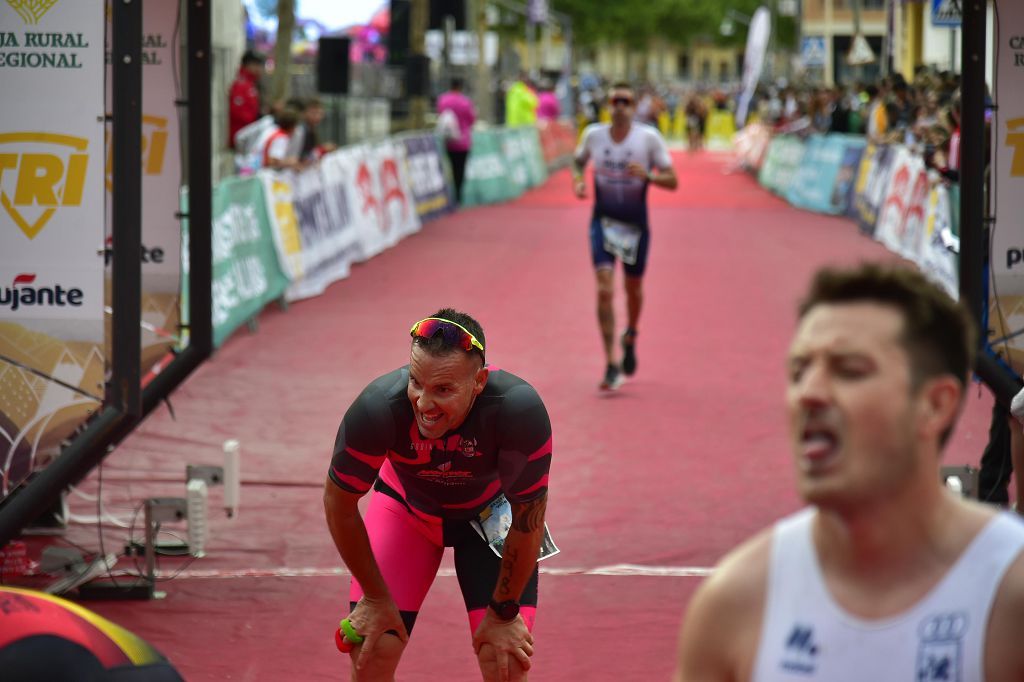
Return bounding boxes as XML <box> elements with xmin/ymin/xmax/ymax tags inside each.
<box><xmin>411</xmin><ymin>308</ymin><xmax>486</xmax><ymax>365</ymax></box>
<box><xmin>242</xmin><ymin>49</ymin><xmax>264</xmax><ymax>67</ymax></box>
<box><xmin>275</xmin><ymin>107</ymin><xmax>301</xmax><ymax>131</ymax></box>
<box><xmin>798</xmin><ymin>264</ymin><xmax>976</xmax><ymax>444</ymax></box>
<box><xmin>450</xmin><ymin>77</ymin><xmax>465</xmax><ymax>91</ymax></box>
<box><xmin>609</xmin><ymin>81</ymin><xmax>633</xmax><ymax>94</ymax></box>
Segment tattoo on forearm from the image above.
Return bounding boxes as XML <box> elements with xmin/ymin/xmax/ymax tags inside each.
<box><xmin>499</xmin><ymin>548</ymin><xmax>519</xmax><ymax>595</ymax></box>
<box><xmin>511</xmin><ymin>496</ymin><xmax>547</xmax><ymax>533</ymax></box>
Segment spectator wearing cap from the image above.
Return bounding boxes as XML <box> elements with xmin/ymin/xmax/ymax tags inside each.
<box><xmin>229</xmin><ymin>50</ymin><xmax>265</xmax><ymax>150</ymax></box>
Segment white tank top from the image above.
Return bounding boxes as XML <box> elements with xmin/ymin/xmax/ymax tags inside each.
<box><xmin>573</xmin><ymin>122</ymin><xmax>671</xmax><ymax>225</ymax></box>
<box><xmin>751</xmin><ymin>508</ymin><xmax>1024</xmax><ymax>682</ymax></box>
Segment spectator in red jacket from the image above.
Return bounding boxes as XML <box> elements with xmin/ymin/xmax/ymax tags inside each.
<box><xmin>228</xmin><ymin>50</ymin><xmax>265</xmax><ymax>149</ymax></box>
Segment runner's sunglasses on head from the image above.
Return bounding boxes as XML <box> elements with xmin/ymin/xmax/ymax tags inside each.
<box><xmin>410</xmin><ymin>318</ymin><xmax>485</xmax><ymax>354</ymax></box>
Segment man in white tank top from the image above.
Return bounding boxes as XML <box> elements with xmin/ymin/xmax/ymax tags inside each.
<box><xmin>674</xmin><ymin>263</ymin><xmax>1024</xmax><ymax>682</ymax></box>
<box><xmin>572</xmin><ymin>81</ymin><xmax>677</xmax><ymax>391</ymax></box>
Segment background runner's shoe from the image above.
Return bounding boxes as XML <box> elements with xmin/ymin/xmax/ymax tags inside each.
<box><xmin>600</xmin><ymin>364</ymin><xmax>623</xmax><ymax>390</ymax></box>
<box><xmin>621</xmin><ymin>330</ymin><xmax>638</xmax><ymax>376</ymax></box>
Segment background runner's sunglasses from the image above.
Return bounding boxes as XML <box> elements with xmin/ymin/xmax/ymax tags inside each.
<box><xmin>610</xmin><ymin>97</ymin><xmax>634</xmax><ymax>107</ymax></box>
<box><xmin>410</xmin><ymin>317</ymin><xmax>485</xmax><ymax>354</ymax></box>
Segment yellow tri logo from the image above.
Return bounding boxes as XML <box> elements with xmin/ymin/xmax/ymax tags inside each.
<box><xmin>6</xmin><ymin>0</ymin><xmax>58</xmax><ymax>25</ymax></box>
<box><xmin>0</xmin><ymin>132</ymin><xmax>88</xmax><ymax>240</ymax></box>
<box><xmin>104</xmin><ymin>115</ymin><xmax>168</xmax><ymax>192</ymax></box>
<box><xmin>1008</xmin><ymin>118</ymin><xmax>1024</xmax><ymax>177</ymax></box>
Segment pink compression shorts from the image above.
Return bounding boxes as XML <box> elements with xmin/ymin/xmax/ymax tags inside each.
<box><xmin>348</xmin><ymin>487</ymin><xmax>538</xmax><ymax>635</ymax></box>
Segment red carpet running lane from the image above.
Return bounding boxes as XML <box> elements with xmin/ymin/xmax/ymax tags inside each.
<box><xmin>64</xmin><ymin>151</ymin><xmax>993</xmax><ymax>681</ymax></box>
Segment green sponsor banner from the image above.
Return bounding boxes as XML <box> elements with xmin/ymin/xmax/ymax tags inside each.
<box><xmin>758</xmin><ymin>135</ymin><xmax>806</xmax><ymax>195</ymax></box>
<box><xmin>518</xmin><ymin>126</ymin><xmax>549</xmax><ymax>187</ymax></box>
<box><xmin>181</xmin><ymin>177</ymin><xmax>291</xmax><ymax>348</ymax></box>
<box><xmin>499</xmin><ymin>128</ymin><xmax>530</xmax><ymax>195</ymax></box>
<box><xmin>462</xmin><ymin>129</ymin><xmax>522</xmax><ymax>207</ymax></box>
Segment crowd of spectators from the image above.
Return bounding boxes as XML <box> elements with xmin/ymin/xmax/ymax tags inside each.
<box><xmin>749</xmin><ymin>68</ymin><xmax>964</xmax><ymax>180</ymax></box>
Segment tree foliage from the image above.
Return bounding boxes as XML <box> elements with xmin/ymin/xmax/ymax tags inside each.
<box><xmin>551</xmin><ymin>0</ymin><xmax>778</xmax><ymax>49</ymax></box>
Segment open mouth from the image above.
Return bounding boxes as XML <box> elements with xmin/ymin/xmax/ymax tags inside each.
<box><xmin>419</xmin><ymin>412</ymin><xmax>443</xmax><ymax>428</ymax></box>
<box><xmin>800</xmin><ymin>424</ymin><xmax>839</xmax><ymax>462</ymax></box>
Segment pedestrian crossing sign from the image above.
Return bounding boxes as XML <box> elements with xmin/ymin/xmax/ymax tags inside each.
<box><xmin>931</xmin><ymin>0</ymin><xmax>961</xmax><ymax>28</ymax></box>
<box><xmin>801</xmin><ymin>37</ymin><xmax>826</xmax><ymax>67</ymax></box>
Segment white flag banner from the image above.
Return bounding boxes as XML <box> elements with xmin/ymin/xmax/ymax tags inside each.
<box><xmin>0</xmin><ymin>1</ymin><xmax>106</xmax><ymax>336</ymax></box>
<box><xmin>735</xmin><ymin>6</ymin><xmax>771</xmax><ymax>128</ymax></box>
<box><xmin>993</xmin><ymin>0</ymin><xmax>1024</xmax><ymax>294</ymax></box>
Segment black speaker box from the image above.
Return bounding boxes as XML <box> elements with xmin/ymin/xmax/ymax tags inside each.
<box><xmin>429</xmin><ymin>0</ymin><xmax>467</xmax><ymax>30</ymax></box>
<box><xmin>406</xmin><ymin>54</ymin><xmax>431</xmax><ymax>97</ymax></box>
<box><xmin>318</xmin><ymin>36</ymin><xmax>351</xmax><ymax>94</ymax></box>
<box><xmin>387</xmin><ymin>0</ymin><xmax>411</xmax><ymax>66</ymax></box>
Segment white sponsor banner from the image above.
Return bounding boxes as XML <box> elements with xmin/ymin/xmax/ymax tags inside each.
<box><xmin>284</xmin><ymin>157</ymin><xmax>360</xmax><ymax>302</ymax></box>
<box><xmin>920</xmin><ymin>182</ymin><xmax>959</xmax><ymax>299</ymax></box>
<box><xmin>0</xmin><ymin>1</ymin><xmax>105</xmax><ymax>335</ymax></box>
<box><xmin>993</xmin><ymin>0</ymin><xmax>1024</xmax><ymax>294</ymax></box>
<box><xmin>104</xmin><ymin>0</ymin><xmax>181</xmax><ymax>293</ymax></box>
<box><xmin>259</xmin><ymin>172</ymin><xmax>303</xmax><ymax>282</ymax></box>
<box><xmin>874</xmin><ymin>146</ymin><xmax>929</xmax><ymax>260</ymax></box>
<box><xmin>350</xmin><ymin>141</ymin><xmax>421</xmax><ymax>261</ymax></box>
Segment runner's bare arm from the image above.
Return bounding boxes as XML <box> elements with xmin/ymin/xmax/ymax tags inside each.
<box><xmin>323</xmin><ymin>479</ymin><xmax>409</xmax><ymax>650</ymax></box>
<box><xmin>985</xmin><ymin>552</ymin><xmax>1024</xmax><ymax>681</ymax></box>
<box><xmin>494</xmin><ymin>493</ymin><xmax>547</xmax><ymax>603</ymax></box>
<box><xmin>675</xmin><ymin>532</ymin><xmax>770</xmax><ymax>682</ymax></box>
<box><xmin>323</xmin><ymin>481</ymin><xmax>391</xmax><ymax>600</ymax></box>
<box><xmin>572</xmin><ymin>158</ymin><xmax>587</xmax><ymax>197</ymax></box>
<box><xmin>648</xmin><ymin>164</ymin><xmax>678</xmax><ymax>190</ymax></box>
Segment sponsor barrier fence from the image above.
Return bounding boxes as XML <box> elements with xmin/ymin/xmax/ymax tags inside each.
<box><xmin>734</xmin><ymin>124</ymin><xmax>959</xmax><ymax>300</ymax></box>
<box><xmin>205</xmin><ymin>121</ymin><xmax>576</xmax><ymax>347</ymax></box>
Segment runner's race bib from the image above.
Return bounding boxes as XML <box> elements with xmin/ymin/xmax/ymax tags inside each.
<box><xmin>600</xmin><ymin>217</ymin><xmax>643</xmax><ymax>265</ymax></box>
<box><xmin>472</xmin><ymin>494</ymin><xmax>560</xmax><ymax>562</ymax></box>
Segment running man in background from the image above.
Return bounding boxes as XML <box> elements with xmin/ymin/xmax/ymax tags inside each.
<box><xmin>324</xmin><ymin>309</ymin><xmax>553</xmax><ymax>681</ymax></box>
<box><xmin>674</xmin><ymin>263</ymin><xmax>1024</xmax><ymax>681</ymax></box>
<box><xmin>572</xmin><ymin>81</ymin><xmax>678</xmax><ymax>390</ymax></box>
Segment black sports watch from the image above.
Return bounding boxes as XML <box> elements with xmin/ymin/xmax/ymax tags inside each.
<box><xmin>488</xmin><ymin>599</ymin><xmax>520</xmax><ymax>621</ymax></box>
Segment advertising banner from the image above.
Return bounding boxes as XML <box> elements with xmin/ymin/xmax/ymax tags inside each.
<box><xmin>992</xmin><ymin>0</ymin><xmax>1024</xmax><ymax>294</ymax></box>
<box><xmin>499</xmin><ymin>129</ymin><xmax>531</xmax><ymax>195</ymax></box>
<box><xmin>537</xmin><ymin>120</ymin><xmax>576</xmax><ymax>168</ymax></box>
<box><xmin>786</xmin><ymin>135</ymin><xmax>853</xmax><ymax>214</ymax></box>
<box><xmin>349</xmin><ymin>141</ymin><xmax>422</xmax><ymax>261</ymax></box>
<box><xmin>851</xmin><ymin>143</ymin><xmax>895</xmax><ymax>236</ymax></box>
<box><xmin>831</xmin><ymin>139</ymin><xmax>867</xmax><ymax>216</ymax></box>
<box><xmin>519</xmin><ymin>126</ymin><xmax>549</xmax><ymax>187</ymax></box>
<box><xmin>463</xmin><ymin>130</ymin><xmax>519</xmax><ymax>207</ymax></box>
<box><xmin>285</xmin><ymin>163</ymin><xmax>358</xmax><ymax>301</ymax></box>
<box><xmin>181</xmin><ymin>179</ymin><xmax>290</xmax><ymax>347</ymax></box>
<box><xmin>920</xmin><ymin>183</ymin><xmax>959</xmax><ymax>299</ymax></box>
<box><xmin>873</xmin><ymin>147</ymin><xmax>930</xmax><ymax>260</ymax></box>
<box><xmin>400</xmin><ymin>133</ymin><xmax>453</xmax><ymax>222</ymax></box>
<box><xmin>104</xmin><ymin>0</ymin><xmax>183</xmax><ymax>370</ymax></box>
<box><xmin>704</xmin><ymin>110</ymin><xmax>737</xmax><ymax>152</ymax></box>
<box><xmin>0</xmin><ymin>0</ymin><xmax>106</xmax><ymax>496</ymax></box>
<box><xmin>733</xmin><ymin>123</ymin><xmax>772</xmax><ymax>171</ymax></box>
<box><xmin>757</xmin><ymin>135</ymin><xmax>806</xmax><ymax>195</ymax></box>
